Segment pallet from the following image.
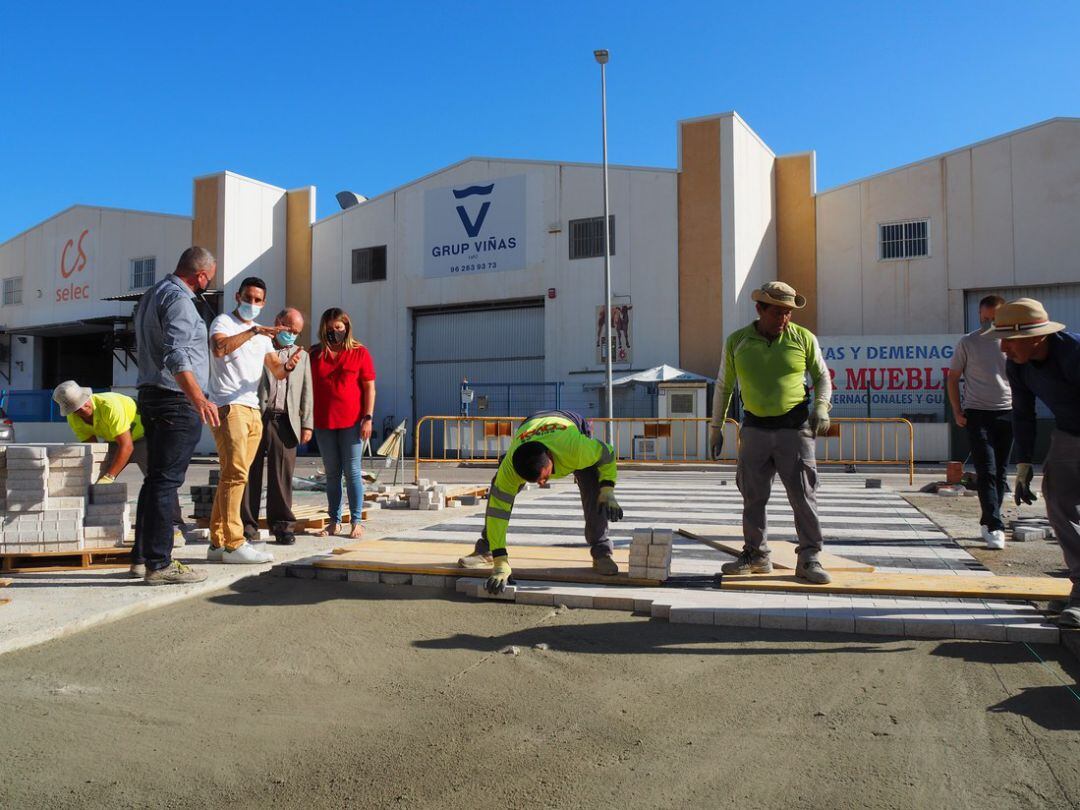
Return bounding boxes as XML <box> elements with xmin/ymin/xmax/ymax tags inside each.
<box><xmin>0</xmin><ymin>546</ymin><xmax>132</xmax><ymax>573</ymax></box>
<box><xmin>715</xmin><ymin>571</ymin><xmax>1072</xmax><ymax>601</ymax></box>
<box><xmin>445</xmin><ymin>485</ymin><xmax>489</xmax><ymax>505</ymax></box>
<box><xmin>194</xmin><ymin>507</ymin><xmax>368</xmax><ymax>532</ymax></box>
<box><xmin>316</xmin><ymin>539</ymin><xmax>661</xmax><ymax>586</ymax></box>
<box><xmin>677</xmin><ymin>527</ymin><xmax>874</xmax><ymax>573</ymax></box>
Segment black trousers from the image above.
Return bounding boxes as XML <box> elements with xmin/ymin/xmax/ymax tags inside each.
<box><xmin>963</xmin><ymin>408</ymin><xmax>1013</xmax><ymax>532</ymax></box>
<box><xmin>241</xmin><ymin>411</ymin><xmax>298</xmax><ymax>539</ymax></box>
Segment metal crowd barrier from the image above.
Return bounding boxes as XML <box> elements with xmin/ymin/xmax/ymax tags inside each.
<box><xmin>413</xmin><ymin>415</ymin><xmax>914</xmax><ymax>484</ymax></box>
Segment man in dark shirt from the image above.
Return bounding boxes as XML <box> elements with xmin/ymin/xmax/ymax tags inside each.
<box><xmin>986</xmin><ymin>298</ymin><xmax>1080</xmax><ymax>628</ymax></box>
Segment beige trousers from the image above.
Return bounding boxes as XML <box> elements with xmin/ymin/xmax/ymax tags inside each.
<box><xmin>209</xmin><ymin>404</ymin><xmax>263</xmax><ymax>551</ymax></box>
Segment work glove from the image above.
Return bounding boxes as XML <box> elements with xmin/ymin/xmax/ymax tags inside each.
<box><xmin>97</xmin><ymin>474</ymin><xmax>116</xmax><ymax>484</ymax></box>
<box><xmin>1014</xmin><ymin>463</ymin><xmax>1037</xmax><ymax>505</ymax></box>
<box><xmin>485</xmin><ymin>556</ymin><xmax>512</xmax><ymax>594</ymax></box>
<box><xmin>597</xmin><ymin>486</ymin><xmax>623</xmax><ymax>522</ymax></box>
<box><xmin>809</xmin><ymin>403</ymin><xmax>831</xmax><ymax>437</ymax></box>
<box><xmin>709</xmin><ymin>423</ymin><xmax>724</xmax><ymax>461</ymax></box>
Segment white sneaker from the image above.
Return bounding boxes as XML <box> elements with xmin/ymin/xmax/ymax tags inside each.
<box><xmin>981</xmin><ymin>526</ymin><xmax>1006</xmax><ymax>550</ymax></box>
<box><xmin>223</xmin><ymin>542</ymin><xmax>274</xmax><ymax>565</ymax></box>
<box><xmin>207</xmin><ymin>546</ymin><xmax>225</xmax><ymax>562</ymax></box>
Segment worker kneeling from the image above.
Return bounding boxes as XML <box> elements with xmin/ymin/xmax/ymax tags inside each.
<box><xmin>458</xmin><ymin>410</ymin><xmax>624</xmax><ymax>594</ymax></box>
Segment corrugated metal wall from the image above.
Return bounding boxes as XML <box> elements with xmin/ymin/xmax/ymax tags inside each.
<box><xmin>413</xmin><ymin>302</ymin><xmax>545</xmax><ymax>432</ymax></box>
<box><xmin>964</xmin><ymin>283</ymin><xmax>1080</xmax><ymax>331</ymax></box>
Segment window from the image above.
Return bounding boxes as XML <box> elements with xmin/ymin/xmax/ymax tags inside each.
<box><xmin>130</xmin><ymin>257</ymin><xmax>156</xmax><ymax>289</ymax></box>
<box><xmin>569</xmin><ymin>215</ymin><xmax>616</xmax><ymax>260</ymax></box>
<box><xmin>351</xmin><ymin>245</ymin><xmax>387</xmax><ymax>283</ymax></box>
<box><xmin>879</xmin><ymin>219</ymin><xmax>929</xmax><ymax>260</ymax></box>
<box><xmin>2</xmin><ymin>276</ymin><xmax>22</xmax><ymax>306</ymax></box>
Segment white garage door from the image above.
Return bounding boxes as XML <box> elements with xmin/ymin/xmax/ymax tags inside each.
<box><xmin>413</xmin><ymin>302</ymin><xmax>545</xmax><ymax>434</ymax></box>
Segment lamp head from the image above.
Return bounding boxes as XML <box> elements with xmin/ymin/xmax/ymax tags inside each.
<box><xmin>593</xmin><ymin>49</ymin><xmax>609</xmax><ymax>64</ymax></box>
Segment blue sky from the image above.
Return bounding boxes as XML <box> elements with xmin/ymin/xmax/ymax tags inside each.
<box><xmin>2</xmin><ymin>1</ymin><xmax>1077</xmax><ymax>238</ymax></box>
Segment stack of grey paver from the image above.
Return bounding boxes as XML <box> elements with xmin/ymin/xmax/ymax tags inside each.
<box><xmin>0</xmin><ymin>442</ymin><xmax>127</xmax><ymax>555</ymax></box>
<box><xmin>190</xmin><ymin>486</ymin><xmax>216</xmax><ymax>521</ymax></box>
<box><xmin>404</xmin><ymin>479</ymin><xmax>450</xmax><ymax>510</ymax></box>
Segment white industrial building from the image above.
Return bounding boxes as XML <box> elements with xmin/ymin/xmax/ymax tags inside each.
<box><xmin>2</xmin><ymin>114</ymin><xmax>1078</xmax><ymax>459</ymax></box>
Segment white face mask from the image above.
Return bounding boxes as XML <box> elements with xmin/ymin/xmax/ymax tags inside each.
<box><xmin>237</xmin><ymin>302</ymin><xmax>262</xmax><ymax>321</ymax></box>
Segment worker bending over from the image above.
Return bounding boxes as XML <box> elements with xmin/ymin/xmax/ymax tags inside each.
<box><xmin>458</xmin><ymin>410</ymin><xmax>624</xmax><ymax>594</ymax></box>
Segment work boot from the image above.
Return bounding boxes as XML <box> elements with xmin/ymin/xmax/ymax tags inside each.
<box><xmin>144</xmin><ymin>561</ymin><xmax>207</xmax><ymax>586</ymax></box>
<box><xmin>592</xmin><ymin>555</ymin><xmax>619</xmax><ymax>576</ymax></box>
<box><xmin>275</xmin><ymin>531</ymin><xmax>296</xmax><ymax>545</ymax></box>
<box><xmin>721</xmin><ymin>549</ymin><xmax>772</xmax><ymax>575</ymax></box>
<box><xmin>1057</xmin><ymin>601</ymin><xmax>1080</xmax><ymax>629</ymax></box>
<box><xmin>795</xmin><ymin>554</ymin><xmax>831</xmax><ymax>585</ymax></box>
<box><xmin>458</xmin><ymin>551</ymin><xmax>493</xmax><ymax>569</ymax></box>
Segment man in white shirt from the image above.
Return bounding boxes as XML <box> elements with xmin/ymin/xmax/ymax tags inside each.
<box><xmin>948</xmin><ymin>294</ymin><xmax>1013</xmax><ymax>549</ymax></box>
<box><xmin>207</xmin><ymin>276</ymin><xmax>303</xmax><ymax>564</ymax></box>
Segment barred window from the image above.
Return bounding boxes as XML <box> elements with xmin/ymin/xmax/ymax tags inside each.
<box><xmin>351</xmin><ymin>245</ymin><xmax>387</xmax><ymax>283</ymax></box>
<box><xmin>2</xmin><ymin>276</ymin><xmax>22</xmax><ymax>306</ymax></box>
<box><xmin>879</xmin><ymin>219</ymin><xmax>929</xmax><ymax>260</ymax></box>
<box><xmin>130</xmin><ymin>257</ymin><xmax>156</xmax><ymax>289</ymax></box>
<box><xmin>569</xmin><ymin>215</ymin><xmax>615</xmax><ymax>260</ymax></box>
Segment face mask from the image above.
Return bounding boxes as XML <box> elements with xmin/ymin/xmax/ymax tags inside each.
<box><xmin>327</xmin><ymin>330</ymin><xmax>344</xmax><ymax>345</ymax></box>
<box><xmin>194</xmin><ymin>273</ymin><xmax>209</xmax><ymax>295</ymax></box>
<box><xmin>237</xmin><ymin>302</ymin><xmax>262</xmax><ymax>321</ymax></box>
<box><xmin>277</xmin><ymin>331</ymin><xmax>297</xmax><ymax>347</ymax></box>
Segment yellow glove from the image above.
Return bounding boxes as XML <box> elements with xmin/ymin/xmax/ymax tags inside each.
<box><xmin>1014</xmin><ymin>463</ymin><xmax>1036</xmax><ymax>505</ymax></box>
<box><xmin>709</xmin><ymin>423</ymin><xmax>724</xmax><ymax>460</ymax></box>
<box><xmin>97</xmin><ymin>474</ymin><xmax>116</xmax><ymax>484</ymax></box>
<box><xmin>597</xmin><ymin>486</ymin><xmax>623</xmax><ymax>521</ymax></box>
<box><xmin>485</xmin><ymin>556</ymin><xmax>512</xmax><ymax>594</ymax></box>
<box><xmin>809</xmin><ymin>403</ymin><xmax>831</xmax><ymax>437</ymax></box>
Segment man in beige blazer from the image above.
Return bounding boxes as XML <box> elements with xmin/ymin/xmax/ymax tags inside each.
<box><xmin>241</xmin><ymin>307</ymin><xmax>314</xmax><ymax>544</ymax></box>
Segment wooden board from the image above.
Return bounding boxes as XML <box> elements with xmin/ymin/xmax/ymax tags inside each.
<box><xmin>0</xmin><ymin>578</ymin><xmax>11</xmax><ymax>588</ymax></box>
<box><xmin>315</xmin><ymin>539</ymin><xmax>659</xmax><ymax>587</ymax></box>
<box><xmin>0</xmin><ymin>546</ymin><xmax>132</xmax><ymax>574</ymax></box>
<box><xmin>195</xmin><ymin>507</ymin><xmax>368</xmax><ymax>531</ymax></box>
<box><xmin>717</xmin><ymin>571</ymin><xmax>1072</xmax><ymax>601</ymax></box>
<box><xmin>0</xmin><ymin>598</ymin><xmax>10</xmax><ymax>607</ymax></box>
<box><xmin>678</xmin><ymin>527</ymin><xmax>874</xmax><ymax>573</ymax></box>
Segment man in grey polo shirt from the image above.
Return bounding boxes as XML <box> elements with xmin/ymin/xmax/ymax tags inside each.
<box><xmin>948</xmin><ymin>294</ymin><xmax>1012</xmax><ymax>549</ymax></box>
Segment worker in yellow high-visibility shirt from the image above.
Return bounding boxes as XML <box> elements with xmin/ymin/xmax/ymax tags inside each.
<box><xmin>458</xmin><ymin>410</ymin><xmax>624</xmax><ymax>594</ymax></box>
<box><xmin>53</xmin><ymin>381</ymin><xmax>186</xmax><ymax>576</ymax></box>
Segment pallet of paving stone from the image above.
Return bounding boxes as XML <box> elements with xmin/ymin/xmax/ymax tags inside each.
<box><xmin>315</xmin><ymin>539</ymin><xmax>661</xmax><ymax>586</ymax></box>
<box><xmin>677</xmin><ymin>527</ymin><xmax>875</xmax><ymax>573</ymax></box>
<box><xmin>715</xmin><ymin>571</ymin><xmax>1072</xmax><ymax>601</ymax></box>
<box><xmin>0</xmin><ymin>545</ymin><xmax>132</xmax><ymax>573</ymax></box>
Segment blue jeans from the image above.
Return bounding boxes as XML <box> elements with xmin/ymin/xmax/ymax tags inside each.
<box><xmin>136</xmin><ymin>388</ymin><xmax>203</xmax><ymax>572</ymax></box>
<box><xmin>963</xmin><ymin>408</ymin><xmax>1013</xmax><ymax>532</ymax></box>
<box><xmin>315</xmin><ymin>425</ymin><xmax>364</xmax><ymax>525</ymax></box>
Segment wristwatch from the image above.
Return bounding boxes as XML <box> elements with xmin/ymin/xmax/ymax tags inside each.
<box><xmin>360</xmin><ymin>415</ymin><xmax>373</xmax><ymax>423</ymax></box>
<box><xmin>249</xmin><ymin>326</ymin><xmax>258</xmax><ymax>335</ymax></box>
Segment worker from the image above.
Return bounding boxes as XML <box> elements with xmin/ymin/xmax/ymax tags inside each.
<box><xmin>457</xmin><ymin>410</ymin><xmax>624</xmax><ymax>594</ymax></box>
<box><xmin>986</xmin><ymin>298</ymin><xmax>1080</xmax><ymax>628</ymax></box>
<box><xmin>52</xmin><ymin>380</ymin><xmax>185</xmax><ymax>572</ymax></box>
<box><xmin>709</xmin><ymin>281</ymin><xmax>834</xmax><ymax>584</ymax></box>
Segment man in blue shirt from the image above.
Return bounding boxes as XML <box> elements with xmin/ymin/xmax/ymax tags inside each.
<box><xmin>134</xmin><ymin>246</ymin><xmax>221</xmax><ymax>585</ymax></box>
<box><xmin>986</xmin><ymin>298</ymin><xmax>1080</xmax><ymax>628</ymax></box>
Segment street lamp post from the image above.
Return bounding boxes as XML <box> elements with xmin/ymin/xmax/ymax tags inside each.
<box><xmin>594</xmin><ymin>48</ymin><xmax>614</xmax><ymax>443</ymax></box>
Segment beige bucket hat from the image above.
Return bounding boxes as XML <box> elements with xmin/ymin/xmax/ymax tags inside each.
<box><xmin>981</xmin><ymin>298</ymin><xmax>1066</xmax><ymax>339</ymax></box>
<box><xmin>52</xmin><ymin>380</ymin><xmax>93</xmax><ymax>417</ymax></box>
<box><xmin>751</xmin><ymin>281</ymin><xmax>806</xmax><ymax>309</ymax></box>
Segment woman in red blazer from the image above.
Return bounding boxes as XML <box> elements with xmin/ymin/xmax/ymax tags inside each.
<box><xmin>310</xmin><ymin>307</ymin><xmax>376</xmax><ymax>539</ymax></box>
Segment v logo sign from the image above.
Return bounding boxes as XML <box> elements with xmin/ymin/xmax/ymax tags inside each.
<box><xmin>456</xmin><ymin>202</ymin><xmax>490</xmax><ymax>238</ymax></box>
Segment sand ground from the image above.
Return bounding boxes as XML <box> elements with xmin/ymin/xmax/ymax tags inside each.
<box><xmin>1</xmin><ymin>576</ymin><xmax>1079</xmax><ymax>809</ymax></box>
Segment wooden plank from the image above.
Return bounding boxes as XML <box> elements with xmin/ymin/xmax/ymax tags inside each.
<box><xmin>717</xmin><ymin>571</ymin><xmax>1071</xmax><ymax>601</ymax></box>
<box><xmin>678</xmin><ymin>527</ymin><xmax>875</xmax><ymax>573</ymax></box>
<box><xmin>0</xmin><ymin>598</ymin><xmax>10</xmax><ymax>607</ymax></box>
<box><xmin>0</xmin><ymin>578</ymin><xmax>11</xmax><ymax>588</ymax></box>
<box><xmin>316</xmin><ymin>540</ymin><xmax>659</xmax><ymax>587</ymax></box>
<box><xmin>195</xmin><ymin>509</ymin><xmax>368</xmax><ymax>531</ymax></box>
<box><xmin>330</xmin><ymin>539</ymin><xmax>629</xmax><ymax>564</ymax></box>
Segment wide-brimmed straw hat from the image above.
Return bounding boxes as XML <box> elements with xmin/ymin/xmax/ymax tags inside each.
<box><xmin>981</xmin><ymin>298</ymin><xmax>1066</xmax><ymax>340</ymax></box>
<box><xmin>751</xmin><ymin>281</ymin><xmax>806</xmax><ymax>309</ymax></box>
<box><xmin>52</xmin><ymin>380</ymin><xmax>93</xmax><ymax>417</ymax></box>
